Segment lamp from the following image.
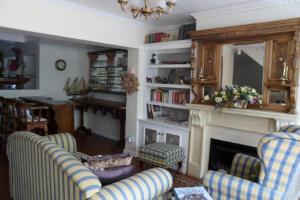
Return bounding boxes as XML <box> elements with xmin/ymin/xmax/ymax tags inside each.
<box><xmin>117</xmin><ymin>0</ymin><xmax>177</xmax><ymax>20</ymax></box>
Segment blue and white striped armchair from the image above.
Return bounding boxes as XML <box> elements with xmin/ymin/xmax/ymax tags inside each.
<box><xmin>7</xmin><ymin>132</ymin><xmax>173</xmax><ymax>200</ymax></box>
<box><xmin>204</xmin><ymin>131</ymin><xmax>300</xmax><ymax>200</ymax></box>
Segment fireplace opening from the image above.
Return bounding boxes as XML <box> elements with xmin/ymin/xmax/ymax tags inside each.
<box><xmin>208</xmin><ymin>139</ymin><xmax>258</xmax><ymax>173</ymax></box>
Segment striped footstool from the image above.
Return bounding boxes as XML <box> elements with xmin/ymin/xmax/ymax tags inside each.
<box><xmin>138</xmin><ymin>142</ymin><xmax>185</xmax><ymax>172</ymax></box>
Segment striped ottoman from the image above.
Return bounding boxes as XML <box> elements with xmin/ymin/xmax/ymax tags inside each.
<box><xmin>138</xmin><ymin>142</ymin><xmax>185</xmax><ymax>172</ymax></box>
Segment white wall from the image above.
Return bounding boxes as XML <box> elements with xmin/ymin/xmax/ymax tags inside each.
<box><xmin>222</xmin><ymin>44</ymin><xmax>234</xmax><ymax>87</ymax></box>
<box><xmin>0</xmin><ymin>0</ymin><xmax>150</xmax><ymax>49</ymax></box>
<box><xmin>124</xmin><ymin>48</ymin><xmax>141</xmax><ymax>153</ymax></box>
<box><xmin>0</xmin><ymin>43</ymin><xmax>89</xmax><ymax>99</ymax></box>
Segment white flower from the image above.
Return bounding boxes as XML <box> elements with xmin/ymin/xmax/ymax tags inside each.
<box><xmin>204</xmin><ymin>95</ymin><xmax>210</xmax><ymax>101</ymax></box>
<box><xmin>215</xmin><ymin>97</ymin><xmax>223</xmax><ymax>103</ymax></box>
<box><xmin>221</xmin><ymin>91</ymin><xmax>226</xmax><ymax>95</ymax></box>
<box><xmin>259</xmin><ymin>99</ymin><xmax>262</xmax><ymax>105</ymax></box>
<box><xmin>251</xmin><ymin>88</ymin><xmax>257</xmax><ymax>93</ymax></box>
<box><xmin>240</xmin><ymin>87</ymin><xmax>246</xmax><ymax>92</ymax></box>
<box><xmin>233</xmin><ymin>89</ymin><xmax>238</xmax><ymax>94</ymax></box>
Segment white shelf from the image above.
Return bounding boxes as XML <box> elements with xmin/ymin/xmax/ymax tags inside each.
<box><xmin>146</xmin><ymin>83</ymin><xmax>191</xmax><ymax>89</ymax></box>
<box><xmin>144</xmin><ymin>39</ymin><xmax>192</xmax><ymax>51</ymax></box>
<box><xmin>139</xmin><ymin>118</ymin><xmax>189</xmax><ymax>132</ymax></box>
<box><xmin>147</xmin><ymin>64</ymin><xmax>191</xmax><ymax>69</ymax></box>
<box><xmin>147</xmin><ymin>101</ymin><xmax>189</xmax><ymax>109</ymax></box>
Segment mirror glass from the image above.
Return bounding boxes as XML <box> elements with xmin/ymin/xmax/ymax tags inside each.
<box><xmin>202</xmin><ymin>86</ymin><xmax>214</xmax><ymax>96</ymax></box>
<box><xmin>222</xmin><ymin>43</ymin><xmax>265</xmax><ymax>94</ymax></box>
<box><xmin>0</xmin><ymin>40</ymin><xmax>38</xmax><ymax>90</ymax></box>
<box><xmin>269</xmin><ymin>89</ymin><xmax>288</xmax><ymax>106</ymax></box>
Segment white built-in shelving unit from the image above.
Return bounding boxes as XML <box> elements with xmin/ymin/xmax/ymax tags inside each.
<box><xmin>138</xmin><ymin>39</ymin><xmax>192</xmax><ymax>173</ymax></box>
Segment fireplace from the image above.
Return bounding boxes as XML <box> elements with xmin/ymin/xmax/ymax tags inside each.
<box><xmin>208</xmin><ymin>139</ymin><xmax>258</xmax><ymax>172</ymax></box>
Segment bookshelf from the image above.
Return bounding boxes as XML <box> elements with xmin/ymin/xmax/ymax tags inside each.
<box><xmin>138</xmin><ymin>39</ymin><xmax>192</xmax><ymax>173</ymax></box>
<box><xmin>147</xmin><ymin>64</ymin><xmax>191</xmax><ymax>69</ymax></box>
<box><xmin>146</xmin><ymin>83</ymin><xmax>191</xmax><ymax>89</ymax></box>
<box><xmin>147</xmin><ymin>101</ymin><xmax>189</xmax><ymax>110</ymax></box>
<box><xmin>88</xmin><ymin>49</ymin><xmax>127</xmax><ymax>94</ymax></box>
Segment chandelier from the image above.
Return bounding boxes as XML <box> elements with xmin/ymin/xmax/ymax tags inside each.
<box><xmin>117</xmin><ymin>0</ymin><xmax>177</xmax><ymax>20</ymax></box>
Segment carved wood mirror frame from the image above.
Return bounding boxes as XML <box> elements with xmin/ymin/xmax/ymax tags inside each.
<box><xmin>189</xmin><ymin>18</ymin><xmax>300</xmax><ymax>113</ymax></box>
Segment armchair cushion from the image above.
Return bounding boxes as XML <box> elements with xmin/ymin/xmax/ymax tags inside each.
<box><xmin>230</xmin><ymin>153</ymin><xmax>260</xmax><ymax>182</ymax></box>
<box><xmin>90</xmin><ymin>168</ymin><xmax>173</xmax><ymax>200</ymax></box>
<box><xmin>204</xmin><ymin>171</ymin><xmax>283</xmax><ymax>200</ymax></box>
<box><xmin>279</xmin><ymin>125</ymin><xmax>300</xmax><ymax>135</ymax></box>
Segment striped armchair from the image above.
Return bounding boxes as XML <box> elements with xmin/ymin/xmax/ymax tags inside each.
<box><xmin>204</xmin><ymin>132</ymin><xmax>300</xmax><ymax>200</ymax></box>
<box><xmin>7</xmin><ymin>132</ymin><xmax>173</xmax><ymax>200</ymax></box>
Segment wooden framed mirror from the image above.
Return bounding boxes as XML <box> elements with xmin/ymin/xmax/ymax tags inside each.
<box><xmin>189</xmin><ymin>18</ymin><xmax>300</xmax><ymax>113</ymax></box>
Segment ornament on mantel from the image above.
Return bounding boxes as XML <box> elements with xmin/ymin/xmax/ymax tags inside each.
<box><xmin>122</xmin><ymin>67</ymin><xmax>139</xmax><ymax>95</ymax></box>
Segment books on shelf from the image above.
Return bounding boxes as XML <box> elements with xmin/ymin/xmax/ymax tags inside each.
<box><xmin>151</xmin><ymin>89</ymin><xmax>189</xmax><ymax>105</ymax></box>
<box><xmin>145</xmin><ymin>32</ymin><xmax>170</xmax><ymax>43</ymax></box>
<box><xmin>147</xmin><ymin>104</ymin><xmax>162</xmax><ymax>119</ymax></box>
<box><xmin>178</xmin><ymin>23</ymin><xmax>196</xmax><ymax>40</ymax></box>
<box><xmin>174</xmin><ymin>186</ymin><xmax>213</xmax><ymax>200</ymax></box>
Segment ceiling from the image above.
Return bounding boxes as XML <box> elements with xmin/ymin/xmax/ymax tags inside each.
<box><xmin>65</xmin><ymin>0</ymin><xmax>257</xmax><ymax>26</ymax></box>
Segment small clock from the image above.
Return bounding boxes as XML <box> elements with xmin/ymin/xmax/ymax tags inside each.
<box><xmin>55</xmin><ymin>59</ymin><xmax>67</xmax><ymax>71</ymax></box>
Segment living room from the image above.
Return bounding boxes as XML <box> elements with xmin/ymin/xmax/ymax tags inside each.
<box><xmin>1</xmin><ymin>0</ymin><xmax>300</xmax><ymax>199</ymax></box>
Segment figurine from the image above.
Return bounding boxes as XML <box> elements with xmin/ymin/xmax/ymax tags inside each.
<box><xmin>150</xmin><ymin>53</ymin><xmax>159</xmax><ymax>64</ymax></box>
<box><xmin>280</xmin><ymin>62</ymin><xmax>289</xmax><ymax>83</ymax></box>
<box><xmin>198</xmin><ymin>68</ymin><xmax>205</xmax><ymax>81</ymax></box>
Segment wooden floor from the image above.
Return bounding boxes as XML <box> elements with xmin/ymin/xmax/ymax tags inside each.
<box><xmin>0</xmin><ymin>147</ymin><xmax>10</xmax><ymax>200</ymax></box>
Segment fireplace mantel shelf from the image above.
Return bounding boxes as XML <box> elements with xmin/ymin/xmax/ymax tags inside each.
<box><xmin>186</xmin><ymin>104</ymin><xmax>300</xmax><ymax>130</ymax></box>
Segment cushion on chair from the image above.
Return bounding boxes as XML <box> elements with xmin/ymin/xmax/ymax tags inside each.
<box><xmin>81</xmin><ymin>153</ymin><xmax>133</xmax><ymax>169</ymax></box>
<box><xmin>82</xmin><ymin>153</ymin><xmax>134</xmax><ymax>186</ymax></box>
<box><xmin>279</xmin><ymin>125</ymin><xmax>300</xmax><ymax>135</ymax></box>
<box><xmin>230</xmin><ymin>153</ymin><xmax>261</xmax><ymax>182</ymax></box>
<box><xmin>72</xmin><ymin>151</ymin><xmax>89</xmax><ymax>160</ymax></box>
<box><xmin>139</xmin><ymin>143</ymin><xmax>185</xmax><ymax>168</ymax></box>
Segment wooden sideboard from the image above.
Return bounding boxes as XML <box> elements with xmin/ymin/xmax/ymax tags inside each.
<box><xmin>71</xmin><ymin>97</ymin><xmax>126</xmax><ymax>147</ymax></box>
<box><xmin>21</xmin><ymin>96</ymin><xmax>75</xmax><ymax>134</ymax></box>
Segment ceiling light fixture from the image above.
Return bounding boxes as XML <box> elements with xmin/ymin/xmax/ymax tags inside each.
<box><xmin>117</xmin><ymin>0</ymin><xmax>177</xmax><ymax>20</ymax></box>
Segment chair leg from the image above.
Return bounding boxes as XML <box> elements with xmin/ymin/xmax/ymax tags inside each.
<box><xmin>44</xmin><ymin>125</ymin><xmax>48</xmax><ymax>136</ymax></box>
<box><xmin>177</xmin><ymin>161</ymin><xmax>183</xmax><ymax>174</ymax></box>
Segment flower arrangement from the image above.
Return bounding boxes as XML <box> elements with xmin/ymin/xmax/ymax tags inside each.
<box><xmin>204</xmin><ymin>85</ymin><xmax>262</xmax><ymax>109</ymax></box>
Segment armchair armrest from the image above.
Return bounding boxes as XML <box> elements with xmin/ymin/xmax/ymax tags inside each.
<box><xmin>230</xmin><ymin>153</ymin><xmax>260</xmax><ymax>182</ymax></box>
<box><xmin>44</xmin><ymin>133</ymin><xmax>77</xmax><ymax>154</ymax></box>
<box><xmin>204</xmin><ymin>171</ymin><xmax>283</xmax><ymax>200</ymax></box>
<box><xmin>90</xmin><ymin>168</ymin><xmax>173</xmax><ymax>200</ymax></box>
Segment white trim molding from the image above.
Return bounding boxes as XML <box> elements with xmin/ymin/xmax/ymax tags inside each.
<box><xmin>191</xmin><ymin>0</ymin><xmax>300</xmax><ymax>19</ymax></box>
<box><xmin>186</xmin><ymin>104</ymin><xmax>300</xmax><ymax>131</ymax></box>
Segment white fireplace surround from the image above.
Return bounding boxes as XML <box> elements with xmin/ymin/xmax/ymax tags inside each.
<box><xmin>186</xmin><ymin>104</ymin><xmax>300</xmax><ymax>178</ymax></box>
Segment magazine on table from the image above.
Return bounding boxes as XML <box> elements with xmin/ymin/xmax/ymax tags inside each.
<box><xmin>174</xmin><ymin>186</ymin><xmax>213</xmax><ymax>200</ymax></box>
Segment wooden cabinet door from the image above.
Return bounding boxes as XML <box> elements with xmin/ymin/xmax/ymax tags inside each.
<box><xmin>267</xmin><ymin>38</ymin><xmax>294</xmax><ymax>82</ymax></box>
<box><xmin>143</xmin><ymin>125</ymin><xmax>160</xmax><ymax>145</ymax></box>
<box><xmin>198</xmin><ymin>42</ymin><xmax>221</xmax><ymax>80</ymax></box>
